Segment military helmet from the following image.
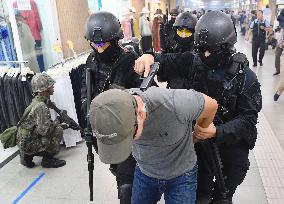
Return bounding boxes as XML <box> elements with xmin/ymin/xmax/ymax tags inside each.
<box><xmin>194</xmin><ymin>11</ymin><xmax>237</xmax><ymax>49</ymax></box>
<box><xmin>31</xmin><ymin>73</ymin><xmax>55</xmax><ymax>93</ymax></box>
<box><xmin>174</xmin><ymin>11</ymin><xmax>197</xmax><ymax>31</ymax></box>
<box><xmin>170</xmin><ymin>8</ymin><xmax>179</xmax><ymax>17</ymax></box>
<box><xmin>85</xmin><ymin>11</ymin><xmax>123</xmax><ymax>43</ymax></box>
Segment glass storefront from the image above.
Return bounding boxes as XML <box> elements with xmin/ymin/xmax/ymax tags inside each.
<box><xmin>0</xmin><ymin>0</ymin><xmax>94</xmax><ymax>71</ymax></box>
<box><xmin>0</xmin><ymin>0</ymin><xmax>170</xmax><ymax>72</ymax></box>
<box><xmin>0</xmin><ymin>0</ymin><xmax>17</xmax><ymax>62</ymax></box>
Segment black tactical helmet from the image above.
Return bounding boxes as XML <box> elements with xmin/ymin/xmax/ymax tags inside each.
<box><xmin>194</xmin><ymin>11</ymin><xmax>237</xmax><ymax>49</ymax></box>
<box><xmin>85</xmin><ymin>11</ymin><xmax>123</xmax><ymax>43</ymax></box>
<box><xmin>173</xmin><ymin>11</ymin><xmax>197</xmax><ymax>31</ymax></box>
<box><xmin>170</xmin><ymin>8</ymin><xmax>179</xmax><ymax>17</ymax></box>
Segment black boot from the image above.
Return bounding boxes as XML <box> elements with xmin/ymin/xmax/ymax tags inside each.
<box><xmin>41</xmin><ymin>154</ymin><xmax>66</xmax><ymax>168</ymax></box>
<box><xmin>20</xmin><ymin>154</ymin><xmax>35</xmax><ymax>168</ymax></box>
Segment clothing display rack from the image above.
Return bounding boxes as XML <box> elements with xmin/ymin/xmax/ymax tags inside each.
<box><xmin>0</xmin><ymin>60</ymin><xmax>28</xmax><ymax>66</ymax></box>
<box><xmin>0</xmin><ymin>60</ymin><xmax>34</xmax><ymax>132</ymax></box>
<box><xmin>48</xmin><ymin>50</ymin><xmax>91</xmax><ymax>69</ymax></box>
<box><xmin>45</xmin><ymin>50</ymin><xmax>91</xmax><ymax>147</ymax></box>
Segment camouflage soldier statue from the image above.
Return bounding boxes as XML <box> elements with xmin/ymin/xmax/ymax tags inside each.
<box><xmin>17</xmin><ymin>73</ymin><xmax>67</xmax><ymax>168</ymax></box>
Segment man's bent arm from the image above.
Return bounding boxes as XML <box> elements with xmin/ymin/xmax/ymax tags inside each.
<box><xmin>196</xmin><ymin>94</ymin><xmax>218</xmax><ymax>128</ymax></box>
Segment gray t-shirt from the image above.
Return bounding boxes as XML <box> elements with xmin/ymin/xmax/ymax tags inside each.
<box><xmin>132</xmin><ymin>87</ymin><xmax>205</xmax><ymax>180</ymax></box>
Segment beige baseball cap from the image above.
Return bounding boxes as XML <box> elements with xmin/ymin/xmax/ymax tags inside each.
<box><xmin>89</xmin><ymin>89</ymin><xmax>137</xmax><ymax>164</ymax></box>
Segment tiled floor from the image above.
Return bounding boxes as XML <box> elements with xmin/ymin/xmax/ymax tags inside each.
<box><xmin>1</xmin><ymin>33</ymin><xmax>284</xmax><ymax>203</ymax></box>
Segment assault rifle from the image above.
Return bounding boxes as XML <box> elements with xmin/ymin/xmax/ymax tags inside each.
<box><xmin>209</xmin><ymin>139</ymin><xmax>230</xmax><ymax>204</ymax></box>
<box><xmin>45</xmin><ymin>99</ymin><xmax>82</xmax><ymax>132</ymax></box>
<box><xmin>85</xmin><ymin>67</ymin><xmax>96</xmax><ymax>201</ymax></box>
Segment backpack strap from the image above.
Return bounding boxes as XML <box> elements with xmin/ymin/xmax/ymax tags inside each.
<box><xmin>17</xmin><ymin>100</ymin><xmax>40</xmax><ymax>126</ymax></box>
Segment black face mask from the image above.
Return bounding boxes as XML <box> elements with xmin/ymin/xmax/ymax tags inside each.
<box><xmin>199</xmin><ymin>49</ymin><xmax>231</xmax><ymax>69</ymax></box>
<box><xmin>176</xmin><ymin>35</ymin><xmax>194</xmax><ymax>46</ymax></box>
<box><xmin>92</xmin><ymin>41</ymin><xmax>121</xmax><ymax>64</ymax></box>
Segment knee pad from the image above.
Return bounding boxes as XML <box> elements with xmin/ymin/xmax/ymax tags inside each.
<box><xmin>118</xmin><ymin>184</ymin><xmax>132</xmax><ymax>204</ymax></box>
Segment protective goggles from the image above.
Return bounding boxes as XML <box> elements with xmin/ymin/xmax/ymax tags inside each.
<box><xmin>176</xmin><ymin>28</ymin><xmax>193</xmax><ymax>38</ymax></box>
<box><xmin>90</xmin><ymin>41</ymin><xmax>110</xmax><ymax>48</ymax></box>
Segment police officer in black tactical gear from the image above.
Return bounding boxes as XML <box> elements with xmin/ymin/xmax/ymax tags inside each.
<box><xmin>158</xmin><ymin>11</ymin><xmax>197</xmax><ymax>89</ymax></box>
<box><xmin>81</xmin><ymin>11</ymin><xmax>141</xmax><ymax>204</ymax></box>
<box><xmin>160</xmin><ymin>8</ymin><xmax>179</xmax><ymax>53</ymax></box>
<box><xmin>246</xmin><ymin>10</ymin><xmax>270</xmax><ymax>67</ymax></box>
<box><xmin>172</xmin><ymin>11</ymin><xmax>197</xmax><ymax>53</ymax></box>
<box><xmin>134</xmin><ymin>11</ymin><xmax>262</xmax><ymax>204</ymax></box>
<box><xmin>160</xmin><ymin>11</ymin><xmax>197</xmax><ymax>54</ymax></box>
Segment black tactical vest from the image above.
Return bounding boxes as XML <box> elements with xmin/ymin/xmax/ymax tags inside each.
<box><xmin>252</xmin><ymin>19</ymin><xmax>266</xmax><ymax>41</ymax></box>
<box><xmin>192</xmin><ymin>53</ymin><xmax>247</xmax><ymax>125</ymax></box>
<box><xmin>86</xmin><ymin>51</ymin><xmax>131</xmax><ymax>99</ymax></box>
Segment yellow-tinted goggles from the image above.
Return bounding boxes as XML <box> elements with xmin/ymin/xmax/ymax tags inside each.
<box><xmin>176</xmin><ymin>29</ymin><xmax>193</xmax><ymax>38</ymax></box>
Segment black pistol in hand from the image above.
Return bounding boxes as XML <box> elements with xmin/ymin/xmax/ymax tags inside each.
<box><xmin>140</xmin><ymin>62</ymin><xmax>159</xmax><ymax>91</ymax></box>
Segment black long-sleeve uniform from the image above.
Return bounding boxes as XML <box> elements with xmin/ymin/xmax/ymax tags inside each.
<box><xmin>81</xmin><ymin>49</ymin><xmax>141</xmax><ymax>101</ymax></box>
<box><xmin>81</xmin><ymin>48</ymin><xmax>141</xmax><ymax>203</ymax></box>
<box><xmin>154</xmin><ymin>51</ymin><xmax>262</xmax><ymax>201</ymax></box>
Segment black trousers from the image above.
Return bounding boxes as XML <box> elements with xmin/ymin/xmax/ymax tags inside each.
<box><xmin>252</xmin><ymin>39</ymin><xmax>266</xmax><ymax>65</ymax></box>
<box><xmin>114</xmin><ymin>154</ymin><xmax>136</xmax><ymax>204</ymax></box>
<box><xmin>196</xmin><ymin>161</ymin><xmax>248</xmax><ymax>204</ymax></box>
<box><xmin>116</xmin><ymin>154</ymin><xmax>136</xmax><ymax>186</ymax></box>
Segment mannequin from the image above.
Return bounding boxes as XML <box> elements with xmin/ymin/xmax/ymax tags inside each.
<box><xmin>15</xmin><ymin>13</ymin><xmax>40</xmax><ymax>73</ymax></box>
<box><xmin>152</xmin><ymin>8</ymin><xmax>164</xmax><ymax>52</ymax></box>
<box><xmin>13</xmin><ymin>0</ymin><xmax>44</xmax><ymax>72</ymax></box>
<box><xmin>139</xmin><ymin>7</ymin><xmax>152</xmax><ymax>53</ymax></box>
<box><xmin>121</xmin><ymin>9</ymin><xmax>133</xmax><ymax>42</ymax></box>
<box><xmin>129</xmin><ymin>7</ymin><xmax>139</xmax><ymax>38</ymax></box>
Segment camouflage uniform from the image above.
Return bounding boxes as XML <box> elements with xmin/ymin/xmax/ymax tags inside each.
<box><xmin>17</xmin><ymin>95</ymin><xmax>63</xmax><ymax>155</ymax></box>
<box><xmin>17</xmin><ymin>73</ymin><xmax>63</xmax><ymax>156</ymax></box>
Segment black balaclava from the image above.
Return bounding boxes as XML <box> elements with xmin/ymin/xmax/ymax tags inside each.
<box><xmin>92</xmin><ymin>40</ymin><xmax>121</xmax><ymax>64</ymax></box>
<box><xmin>176</xmin><ymin>35</ymin><xmax>194</xmax><ymax>46</ymax></box>
<box><xmin>199</xmin><ymin>45</ymin><xmax>235</xmax><ymax>69</ymax></box>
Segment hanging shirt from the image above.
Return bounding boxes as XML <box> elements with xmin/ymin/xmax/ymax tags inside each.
<box><xmin>152</xmin><ymin>16</ymin><xmax>163</xmax><ymax>52</ymax></box>
<box><xmin>0</xmin><ymin>25</ymin><xmax>15</xmax><ymax>61</ymax></box>
<box><xmin>49</xmin><ymin>74</ymin><xmax>82</xmax><ymax>147</ymax></box>
<box><xmin>139</xmin><ymin>15</ymin><xmax>152</xmax><ymax>37</ymax></box>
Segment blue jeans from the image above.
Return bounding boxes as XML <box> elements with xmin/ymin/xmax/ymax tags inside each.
<box><xmin>131</xmin><ymin>164</ymin><xmax>197</xmax><ymax>204</ymax></box>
